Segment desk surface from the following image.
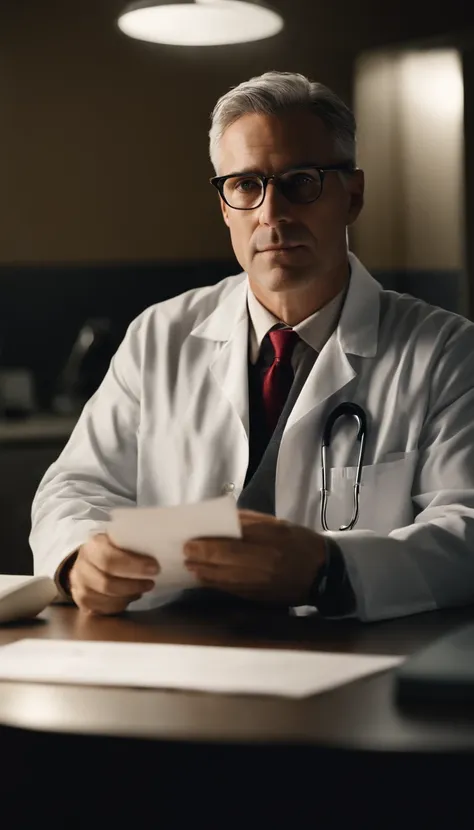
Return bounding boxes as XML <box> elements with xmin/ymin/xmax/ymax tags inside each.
<box><xmin>1</xmin><ymin>600</ymin><xmax>474</xmax><ymax>752</ymax></box>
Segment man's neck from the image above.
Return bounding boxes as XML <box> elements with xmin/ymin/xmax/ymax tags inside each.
<box><xmin>249</xmin><ymin>263</ymin><xmax>350</xmax><ymax>327</ymax></box>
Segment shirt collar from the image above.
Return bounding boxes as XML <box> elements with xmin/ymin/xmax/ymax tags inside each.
<box><xmin>247</xmin><ymin>279</ymin><xmax>347</xmax><ymax>364</ymax></box>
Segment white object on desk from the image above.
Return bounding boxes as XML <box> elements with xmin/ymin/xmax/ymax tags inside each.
<box><xmin>0</xmin><ymin>638</ymin><xmax>404</xmax><ymax>698</ymax></box>
<box><xmin>109</xmin><ymin>495</ymin><xmax>242</xmax><ymax>601</ymax></box>
<box><xmin>0</xmin><ymin>576</ymin><xmax>57</xmax><ymax>624</ymax></box>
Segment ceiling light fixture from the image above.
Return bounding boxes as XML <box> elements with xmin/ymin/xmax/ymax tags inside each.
<box><xmin>117</xmin><ymin>0</ymin><xmax>284</xmax><ymax>46</ymax></box>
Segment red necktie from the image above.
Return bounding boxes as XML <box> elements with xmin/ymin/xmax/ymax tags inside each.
<box><xmin>262</xmin><ymin>328</ymin><xmax>299</xmax><ymax>435</ymax></box>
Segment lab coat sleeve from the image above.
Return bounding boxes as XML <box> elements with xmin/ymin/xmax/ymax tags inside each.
<box><xmin>30</xmin><ymin>314</ymin><xmax>143</xmax><ymax>581</ymax></box>
<box><xmin>330</xmin><ymin>324</ymin><xmax>474</xmax><ymax>622</ymax></box>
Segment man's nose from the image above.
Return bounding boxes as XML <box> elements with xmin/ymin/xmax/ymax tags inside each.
<box><xmin>257</xmin><ymin>181</ymin><xmax>292</xmax><ymax>227</ymax></box>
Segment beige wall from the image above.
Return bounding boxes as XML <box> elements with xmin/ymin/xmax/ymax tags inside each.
<box><xmin>0</xmin><ymin>1</ymin><xmax>355</xmax><ymax>264</ymax></box>
<box><xmin>353</xmin><ymin>49</ymin><xmax>465</xmax><ymax>271</ymax></box>
<box><xmin>1</xmin><ymin>0</ymin><xmax>473</xmax><ymax>265</ymax></box>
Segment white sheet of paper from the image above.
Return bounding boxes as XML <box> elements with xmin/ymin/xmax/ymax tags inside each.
<box><xmin>108</xmin><ymin>495</ymin><xmax>241</xmax><ymax>594</ymax></box>
<box><xmin>0</xmin><ymin>575</ymin><xmax>44</xmax><ymax>597</ymax></box>
<box><xmin>0</xmin><ymin>639</ymin><xmax>404</xmax><ymax>699</ymax></box>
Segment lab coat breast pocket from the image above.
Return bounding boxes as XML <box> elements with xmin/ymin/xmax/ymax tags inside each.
<box><xmin>326</xmin><ymin>451</ymin><xmax>418</xmax><ymax>535</ymax></box>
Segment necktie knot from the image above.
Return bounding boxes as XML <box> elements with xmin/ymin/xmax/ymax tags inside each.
<box><xmin>268</xmin><ymin>328</ymin><xmax>299</xmax><ymax>364</ymax></box>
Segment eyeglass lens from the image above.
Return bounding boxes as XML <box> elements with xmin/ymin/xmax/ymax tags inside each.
<box><xmin>222</xmin><ymin>169</ymin><xmax>323</xmax><ymax>209</ymax></box>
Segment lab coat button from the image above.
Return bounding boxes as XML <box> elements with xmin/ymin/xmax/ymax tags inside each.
<box><xmin>222</xmin><ymin>482</ymin><xmax>235</xmax><ymax>495</ymax></box>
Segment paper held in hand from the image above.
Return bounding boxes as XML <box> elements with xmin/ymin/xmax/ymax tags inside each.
<box><xmin>108</xmin><ymin>495</ymin><xmax>242</xmax><ymax>593</ymax></box>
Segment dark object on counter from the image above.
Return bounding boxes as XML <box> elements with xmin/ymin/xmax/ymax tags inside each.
<box><xmin>396</xmin><ymin>622</ymin><xmax>474</xmax><ymax>704</ymax></box>
<box><xmin>0</xmin><ymin>368</ymin><xmax>37</xmax><ymax>419</ymax></box>
<box><xmin>53</xmin><ymin>318</ymin><xmax>119</xmax><ymax>414</ymax></box>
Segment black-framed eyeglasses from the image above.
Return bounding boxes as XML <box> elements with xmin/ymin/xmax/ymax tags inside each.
<box><xmin>210</xmin><ymin>163</ymin><xmax>355</xmax><ymax>210</ymax></box>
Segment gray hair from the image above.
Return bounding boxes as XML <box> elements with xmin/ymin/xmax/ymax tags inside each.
<box><xmin>209</xmin><ymin>71</ymin><xmax>356</xmax><ymax>174</ymax></box>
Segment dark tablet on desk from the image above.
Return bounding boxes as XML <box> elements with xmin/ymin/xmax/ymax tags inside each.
<box><xmin>396</xmin><ymin>622</ymin><xmax>474</xmax><ymax>704</ymax></box>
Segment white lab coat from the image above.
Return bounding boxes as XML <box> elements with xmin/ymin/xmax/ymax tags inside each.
<box><xmin>30</xmin><ymin>253</ymin><xmax>474</xmax><ymax>621</ymax></box>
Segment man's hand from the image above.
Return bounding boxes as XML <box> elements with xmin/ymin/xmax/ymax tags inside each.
<box><xmin>68</xmin><ymin>533</ymin><xmax>159</xmax><ymax>615</ymax></box>
<box><xmin>183</xmin><ymin>510</ymin><xmax>326</xmax><ymax>606</ymax></box>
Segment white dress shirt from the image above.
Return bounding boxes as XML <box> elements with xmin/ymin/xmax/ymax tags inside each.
<box><xmin>247</xmin><ymin>284</ymin><xmax>347</xmax><ymax>367</ymax></box>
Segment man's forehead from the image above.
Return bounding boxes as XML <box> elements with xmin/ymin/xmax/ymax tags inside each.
<box><xmin>218</xmin><ymin>110</ymin><xmax>335</xmax><ymax>173</ymax></box>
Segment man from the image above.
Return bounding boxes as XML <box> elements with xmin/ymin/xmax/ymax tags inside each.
<box><xmin>31</xmin><ymin>71</ymin><xmax>474</xmax><ymax>621</ymax></box>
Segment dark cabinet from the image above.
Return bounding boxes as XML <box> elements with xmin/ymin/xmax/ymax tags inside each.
<box><xmin>0</xmin><ymin>443</ymin><xmax>65</xmax><ymax>574</ymax></box>
<box><xmin>0</xmin><ymin>418</ymin><xmax>75</xmax><ymax>575</ymax></box>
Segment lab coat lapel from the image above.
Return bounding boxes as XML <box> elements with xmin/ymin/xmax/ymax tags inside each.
<box><xmin>285</xmin><ymin>254</ymin><xmax>381</xmax><ymax>433</ymax></box>
<box><xmin>191</xmin><ymin>276</ymin><xmax>250</xmax><ymax>442</ymax></box>
<box><xmin>285</xmin><ymin>337</ymin><xmax>356</xmax><ymax>431</ymax></box>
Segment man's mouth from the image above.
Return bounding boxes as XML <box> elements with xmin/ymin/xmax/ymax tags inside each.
<box><xmin>260</xmin><ymin>244</ymin><xmax>303</xmax><ymax>252</ymax></box>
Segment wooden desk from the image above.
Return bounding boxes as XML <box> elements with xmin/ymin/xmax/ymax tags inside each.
<box><xmin>1</xmin><ymin>600</ymin><xmax>474</xmax><ymax>825</ymax></box>
<box><xmin>0</xmin><ymin>601</ymin><xmax>474</xmax><ymax>750</ymax></box>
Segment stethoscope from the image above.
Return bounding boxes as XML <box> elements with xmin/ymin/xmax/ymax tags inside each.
<box><xmin>320</xmin><ymin>402</ymin><xmax>367</xmax><ymax>532</ymax></box>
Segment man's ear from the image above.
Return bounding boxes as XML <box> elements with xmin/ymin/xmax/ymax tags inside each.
<box><xmin>220</xmin><ymin>196</ymin><xmax>231</xmax><ymax>228</ymax></box>
<box><xmin>346</xmin><ymin>168</ymin><xmax>365</xmax><ymax>227</ymax></box>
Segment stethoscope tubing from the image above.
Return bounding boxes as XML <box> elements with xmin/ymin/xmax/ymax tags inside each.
<box><xmin>320</xmin><ymin>402</ymin><xmax>367</xmax><ymax>532</ymax></box>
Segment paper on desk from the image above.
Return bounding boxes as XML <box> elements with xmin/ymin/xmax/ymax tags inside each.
<box><xmin>0</xmin><ymin>639</ymin><xmax>404</xmax><ymax>699</ymax></box>
<box><xmin>108</xmin><ymin>495</ymin><xmax>241</xmax><ymax>594</ymax></box>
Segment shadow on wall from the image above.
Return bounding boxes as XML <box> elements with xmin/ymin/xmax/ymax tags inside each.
<box><xmin>0</xmin><ymin>261</ymin><xmax>466</xmax><ymax>413</ymax></box>
<box><xmin>373</xmin><ymin>269</ymin><xmax>467</xmax><ymax>317</ymax></box>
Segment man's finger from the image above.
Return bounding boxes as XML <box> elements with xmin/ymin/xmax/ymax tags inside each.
<box><xmin>186</xmin><ymin>562</ymin><xmax>270</xmax><ymax>586</ymax></box>
<box><xmin>237</xmin><ymin>510</ymin><xmax>288</xmax><ymax>537</ymax></box>
<box><xmin>85</xmin><ymin>536</ymin><xmax>160</xmax><ymax>580</ymax></box>
<box><xmin>73</xmin><ymin>556</ymin><xmax>156</xmax><ymax>598</ymax></box>
<box><xmin>184</xmin><ymin>538</ymin><xmax>244</xmax><ymax>563</ymax></box>
<box><xmin>238</xmin><ymin>510</ymin><xmax>280</xmax><ymax>526</ymax></box>
<box><xmin>71</xmin><ymin>584</ymin><xmax>144</xmax><ymax>616</ymax></box>
<box><xmin>184</xmin><ymin>538</ymin><xmax>276</xmax><ymax>571</ymax></box>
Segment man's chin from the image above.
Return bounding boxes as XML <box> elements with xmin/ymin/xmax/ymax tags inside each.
<box><xmin>251</xmin><ymin>263</ymin><xmax>316</xmax><ymax>292</ymax></box>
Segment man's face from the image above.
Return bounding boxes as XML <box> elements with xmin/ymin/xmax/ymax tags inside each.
<box><xmin>217</xmin><ymin>109</ymin><xmax>364</xmax><ymax>295</ymax></box>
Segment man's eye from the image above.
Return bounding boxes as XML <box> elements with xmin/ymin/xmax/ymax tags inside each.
<box><xmin>234</xmin><ymin>178</ymin><xmax>261</xmax><ymax>192</ymax></box>
<box><xmin>288</xmin><ymin>173</ymin><xmax>316</xmax><ymax>186</ymax></box>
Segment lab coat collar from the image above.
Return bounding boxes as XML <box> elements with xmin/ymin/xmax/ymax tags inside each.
<box><xmin>191</xmin><ymin>254</ymin><xmax>381</xmax><ymax>358</ymax></box>
<box><xmin>339</xmin><ymin>253</ymin><xmax>381</xmax><ymax>358</ymax></box>
<box><xmin>191</xmin><ymin>274</ymin><xmax>248</xmax><ymax>342</ymax></box>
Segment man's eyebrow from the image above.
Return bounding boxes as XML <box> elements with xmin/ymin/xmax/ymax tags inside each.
<box><xmin>220</xmin><ymin>162</ymin><xmax>322</xmax><ymax>178</ymax></box>
<box><xmin>220</xmin><ymin>168</ymin><xmax>262</xmax><ymax>177</ymax></box>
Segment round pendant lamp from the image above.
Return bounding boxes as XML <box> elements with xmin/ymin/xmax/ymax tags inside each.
<box><xmin>117</xmin><ymin>0</ymin><xmax>284</xmax><ymax>46</ymax></box>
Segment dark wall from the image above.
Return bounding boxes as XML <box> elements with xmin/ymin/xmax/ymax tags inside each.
<box><xmin>0</xmin><ymin>260</ymin><xmax>238</xmax><ymax>409</ymax></box>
